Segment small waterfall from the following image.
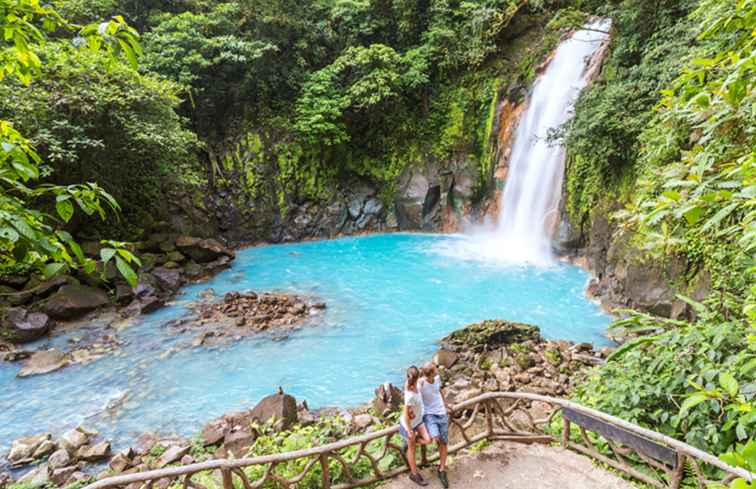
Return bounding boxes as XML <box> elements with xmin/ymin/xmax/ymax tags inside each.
<box><xmin>495</xmin><ymin>21</ymin><xmax>610</xmax><ymax>264</ymax></box>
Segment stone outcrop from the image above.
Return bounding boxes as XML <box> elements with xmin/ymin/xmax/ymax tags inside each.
<box><xmin>17</xmin><ymin>349</ymin><xmax>69</xmax><ymax>377</ymax></box>
<box><xmin>43</xmin><ymin>285</ymin><xmax>109</xmax><ymax>320</ymax></box>
<box><xmin>176</xmin><ymin>236</ymin><xmax>234</xmax><ymax>264</ymax></box>
<box><xmin>249</xmin><ymin>391</ymin><xmax>298</xmax><ymax>430</ymax></box>
<box><xmin>0</xmin><ymin>308</ymin><xmax>50</xmax><ymax>343</ymax></box>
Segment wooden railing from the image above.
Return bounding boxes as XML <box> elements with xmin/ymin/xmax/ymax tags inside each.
<box><xmin>85</xmin><ymin>392</ymin><xmax>754</xmax><ymax>489</ymax></box>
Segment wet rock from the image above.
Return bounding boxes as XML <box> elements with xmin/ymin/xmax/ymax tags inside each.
<box><xmin>43</xmin><ymin>285</ymin><xmax>109</xmax><ymax>320</ymax></box>
<box><xmin>433</xmin><ymin>349</ymin><xmax>459</xmax><ymax>369</ymax></box>
<box><xmin>60</xmin><ymin>428</ymin><xmax>89</xmax><ymax>453</ymax></box>
<box><xmin>51</xmin><ymin>466</ymin><xmax>78</xmax><ymax>486</ymax></box>
<box><xmin>8</xmin><ymin>433</ymin><xmax>51</xmax><ymax>464</ymax></box>
<box><xmin>133</xmin><ymin>432</ymin><xmax>158</xmax><ymax>456</ymax></box>
<box><xmin>17</xmin><ymin>463</ymin><xmax>50</xmax><ymax>488</ymax></box>
<box><xmin>0</xmin><ymin>308</ymin><xmax>50</xmax><ymax>344</ymax></box>
<box><xmin>182</xmin><ymin>261</ymin><xmax>204</xmax><ymax>279</ymax></box>
<box><xmin>77</xmin><ymin>441</ymin><xmax>111</xmax><ymax>462</ymax></box>
<box><xmin>32</xmin><ymin>440</ymin><xmax>55</xmax><ymax>458</ymax></box>
<box><xmin>176</xmin><ymin>236</ymin><xmax>234</xmax><ymax>264</ymax></box>
<box><xmin>18</xmin><ymin>349</ymin><xmax>69</xmax><ymax>377</ymax></box>
<box><xmin>48</xmin><ymin>449</ymin><xmax>71</xmax><ymax>470</ymax></box>
<box><xmin>152</xmin><ymin>267</ymin><xmax>182</xmax><ymax>292</ymax></box>
<box><xmin>249</xmin><ymin>391</ymin><xmax>298</xmax><ymax>429</ymax></box>
<box><xmin>115</xmin><ymin>284</ymin><xmax>135</xmax><ymax>305</ymax></box>
<box><xmin>155</xmin><ymin>445</ymin><xmax>189</xmax><ymax>468</ymax></box>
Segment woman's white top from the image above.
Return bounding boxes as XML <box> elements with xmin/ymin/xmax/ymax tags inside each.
<box><xmin>419</xmin><ymin>375</ymin><xmax>446</xmax><ymax>416</ymax></box>
<box><xmin>402</xmin><ymin>388</ymin><xmax>424</xmax><ymax>430</ymax></box>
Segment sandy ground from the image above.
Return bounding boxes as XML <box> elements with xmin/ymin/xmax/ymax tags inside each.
<box><xmin>381</xmin><ymin>442</ymin><xmax>637</xmax><ymax>489</ymax></box>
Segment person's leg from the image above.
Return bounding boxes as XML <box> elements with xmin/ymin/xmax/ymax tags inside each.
<box><xmin>415</xmin><ymin>423</ymin><xmax>432</xmax><ymax>445</ymax></box>
<box><xmin>437</xmin><ymin>415</ymin><xmax>450</xmax><ymax>471</ymax></box>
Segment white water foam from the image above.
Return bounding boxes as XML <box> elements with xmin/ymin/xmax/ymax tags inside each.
<box><xmin>434</xmin><ymin>20</ymin><xmax>610</xmax><ymax>268</ymax></box>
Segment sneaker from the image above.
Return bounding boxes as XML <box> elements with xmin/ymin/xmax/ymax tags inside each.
<box><xmin>409</xmin><ymin>473</ymin><xmax>429</xmax><ymax>486</ymax></box>
<box><xmin>437</xmin><ymin>468</ymin><xmax>449</xmax><ymax>489</ymax></box>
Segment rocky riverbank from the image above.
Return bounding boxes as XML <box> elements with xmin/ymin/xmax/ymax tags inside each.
<box><xmin>0</xmin><ymin>319</ymin><xmax>610</xmax><ymax>489</ymax></box>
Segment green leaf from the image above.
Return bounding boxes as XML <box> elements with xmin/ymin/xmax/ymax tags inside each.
<box><xmin>44</xmin><ymin>262</ymin><xmax>65</xmax><ymax>279</ymax></box>
<box><xmin>55</xmin><ymin>198</ymin><xmax>74</xmax><ymax>223</ymax></box>
<box><xmin>115</xmin><ymin>255</ymin><xmax>138</xmax><ymax>287</ymax></box>
<box><xmin>683</xmin><ymin>206</ymin><xmax>703</xmax><ymax>225</ymax></box>
<box><xmin>680</xmin><ymin>392</ymin><xmax>710</xmax><ymax>415</ymax></box>
<box><xmin>719</xmin><ymin>372</ymin><xmax>739</xmax><ymax>398</ymax></box>
<box><xmin>100</xmin><ymin>247</ymin><xmax>116</xmax><ymax>264</ymax></box>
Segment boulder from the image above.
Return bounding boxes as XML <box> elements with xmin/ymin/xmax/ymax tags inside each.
<box><xmin>17</xmin><ymin>464</ymin><xmax>50</xmax><ymax>488</ymax></box>
<box><xmin>77</xmin><ymin>441</ymin><xmax>111</xmax><ymax>462</ymax></box>
<box><xmin>18</xmin><ymin>349</ymin><xmax>69</xmax><ymax>377</ymax></box>
<box><xmin>249</xmin><ymin>392</ymin><xmax>298</xmax><ymax>429</ymax></box>
<box><xmin>372</xmin><ymin>382</ymin><xmax>403</xmax><ymax>416</ymax></box>
<box><xmin>43</xmin><ymin>285</ymin><xmax>109</xmax><ymax>320</ymax></box>
<box><xmin>152</xmin><ymin>267</ymin><xmax>182</xmax><ymax>292</ymax></box>
<box><xmin>0</xmin><ymin>308</ymin><xmax>50</xmax><ymax>344</ymax></box>
<box><xmin>222</xmin><ymin>430</ymin><xmax>256</xmax><ymax>457</ymax></box>
<box><xmin>433</xmin><ymin>349</ymin><xmax>459</xmax><ymax>369</ymax></box>
<box><xmin>108</xmin><ymin>451</ymin><xmax>133</xmax><ymax>473</ymax></box>
<box><xmin>176</xmin><ymin>236</ymin><xmax>234</xmax><ymax>264</ymax></box>
<box><xmin>353</xmin><ymin>414</ymin><xmax>374</xmax><ymax>430</ymax></box>
<box><xmin>8</xmin><ymin>433</ymin><xmax>51</xmax><ymax>464</ymax></box>
<box><xmin>155</xmin><ymin>445</ymin><xmax>189</xmax><ymax>468</ymax></box>
<box><xmin>115</xmin><ymin>284</ymin><xmax>135</xmax><ymax>305</ymax></box>
<box><xmin>59</xmin><ymin>428</ymin><xmax>89</xmax><ymax>453</ymax></box>
<box><xmin>32</xmin><ymin>439</ymin><xmax>55</xmax><ymax>458</ymax></box>
<box><xmin>51</xmin><ymin>466</ymin><xmax>78</xmax><ymax>486</ymax></box>
<box><xmin>442</xmin><ymin>320</ymin><xmax>541</xmax><ymax>353</ymax></box>
<box><xmin>200</xmin><ymin>420</ymin><xmax>226</xmax><ymax>446</ymax></box>
<box><xmin>48</xmin><ymin>449</ymin><xmax>71</xmax><ymax>470</ymax></box>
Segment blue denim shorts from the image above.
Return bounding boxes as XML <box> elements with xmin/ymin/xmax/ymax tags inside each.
<box><xmin>423</xmin><ymin>414</ymin><xmax>449</xmax><ymax>444</ymax></box>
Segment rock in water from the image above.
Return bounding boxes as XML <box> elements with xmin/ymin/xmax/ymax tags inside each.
<box><xmin>43</xmin><ymin>285</ymin><xmax>109</xmax><ymax>320</ymax></box>
<box><xmin>0</xmin><ymin>308</ymin><xmax>50</xmax><ymax>344</ymax></box>
<box><xmin>77</xmin><ymin>441</ymin><xmax>111</xmax><ymax>462</ymax></box>
<box><xmin>8</xmin><ymin>433</ymin><xmax>52</xmax><ymax>464</ymax></box>
<box><xmin>59</xmin><ymin>428</ymin><xmax>89</xmax><ymax>453</ymax></box>
<box><xmin>249</xmin><ymin>392</ymin><xmax>298</xmax><ymax>429</ymax></box>
<box><xmin>442</xmin><ymin>320</ymin><xmax>541</xmax><ymax>352</ymax></box>
<box><xmin>17</xmin><ymin>464</ymin><xmax>50</xmax><ymax>488</ymax></box>
<box><xmin>176</xmin><ymin>236</ymin><xmax>234</xmax><ymax>263</ymax></box>
<box><xmin>48</xmin><ymin>449</ymin><xmax>71</xmax><ymax>470</ymax></box>
<box><xmin>18</xmin><ymin>350</ymin><xmax>69</xmax><ymax>377</ymax></box>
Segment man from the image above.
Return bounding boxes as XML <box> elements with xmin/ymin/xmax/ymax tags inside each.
<box><xmin>419</xmin><ymin>362</ymin><xmax>452</xmax><ymax>488</ymax></box>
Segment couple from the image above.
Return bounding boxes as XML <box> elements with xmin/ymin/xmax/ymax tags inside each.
<box><xmin>400</xmin><ymin>362</ymin><xmax>451</xmax><ymax>487</ymax></box>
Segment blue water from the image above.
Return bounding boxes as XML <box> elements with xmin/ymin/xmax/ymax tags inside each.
<box><xmin>0</xmin><ymin>233</ymin><xmax>610</xmax><ymax>455</ymax></box>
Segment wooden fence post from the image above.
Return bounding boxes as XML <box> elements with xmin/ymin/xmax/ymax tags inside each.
<box><xmin>221</xmin><ymin>468</ymin><xmax>233</xmax><ymax>489</ymax></box>
<box><xmin>562</xmin><ymin>417</ymin><xmax>570</xmax><ymax>448</ymax></box>
<box><xmin>320</xmin><ymin>454</ymin><xmax>331</xmax><ymax>489</ymax></box>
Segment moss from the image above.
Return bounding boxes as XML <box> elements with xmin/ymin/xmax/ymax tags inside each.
<box><xmin>442</xmin><ymin>319</ymin><xmax>541</xmax><ymax>352</ymax></box>
<box><xmin>544</xmin><ymin>348</ymin><xmax>562</xmax><ymax>366</ymax></box>
<box><xmin>515</xmin><ymin>353</ymin><xmax>534</xmax><ymax>370</ymax></box>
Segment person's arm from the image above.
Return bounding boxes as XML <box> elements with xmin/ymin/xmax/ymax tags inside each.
<box><xmin>438</xmin><ymin>376</ymin><xmax>453</xmax><ymax>414</ymax></box>
<box><xmin>403</xmin><ymin>405</ymin><xmax>415</xmax><ymax>440</ymax></box>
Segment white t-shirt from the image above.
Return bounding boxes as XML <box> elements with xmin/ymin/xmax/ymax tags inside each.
<box><xmin>419</xmin><ymin>375</ymin><xmax>446</xmax><ymax>416</ymax></box>
<box><xmin>401</xmin><ymin>388</ymin><xmax>424</xmax><ymax>430</ymax></box>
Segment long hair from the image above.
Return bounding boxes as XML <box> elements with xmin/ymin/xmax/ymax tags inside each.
<box><xmin>406</xmin><ymin>365</ymin><xmax>420</xmax><ymax>389</ymax></box>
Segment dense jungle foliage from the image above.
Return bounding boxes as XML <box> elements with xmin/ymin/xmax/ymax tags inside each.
<box><xmin>1</xmin><ymin>0</ymin><xmax>754</xmax><ymax>483</ymax></box>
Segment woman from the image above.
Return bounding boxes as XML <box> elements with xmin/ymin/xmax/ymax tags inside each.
<box><xmin>400</xmin><ymin>365</ymin><xmax>432</xmax><ymax>486</ymax></box>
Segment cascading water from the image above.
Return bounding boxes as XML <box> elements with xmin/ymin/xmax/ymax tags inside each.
<box><xmin>434</xmin><ymin>20</ymin><xmax>610</xmax><ymax>267</ymax></box>
<box><xmin>495</xmin><ymin>20</ymin><xmax>611</xmax><ymax>265</ymax></box>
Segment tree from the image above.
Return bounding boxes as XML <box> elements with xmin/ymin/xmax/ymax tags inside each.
<box><xmin>0</xmin><ymin>0</ymin><xmax>141</xmax><ymax>283</ymax></box>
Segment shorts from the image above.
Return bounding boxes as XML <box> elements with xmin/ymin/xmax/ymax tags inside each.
<box><xmin>423</xmin><ymin>414</ymin><xmax>449</xmax><ymax>444</ymax></box>
<box><xmin>399</xmin><ymin>423</ymin><xmax>424</xmax><ymax>441</ymax></box>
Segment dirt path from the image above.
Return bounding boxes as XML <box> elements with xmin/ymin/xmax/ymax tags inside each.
<box><xmin>381</xmin><ymin>442</ymin><xmax>637</xmax><ymax>489</ymax></box>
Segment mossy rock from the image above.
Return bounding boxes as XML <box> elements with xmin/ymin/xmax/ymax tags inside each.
<box><xmin>515</xmin><ymin>353</ymin><xmax>534</xmax><ymax>371</ymax></box>
<box><xmin>544</xmin><ymin>348</ymin><xmax>562</xmax><ymax>366</ymax></box>
<box><xmin>442</xmin><ymin>320</ymin><xmax>541</xmax><ymax>352</ymax></box>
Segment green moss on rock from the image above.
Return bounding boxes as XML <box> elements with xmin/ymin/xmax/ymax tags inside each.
<box><xmin>442</xmin><ymin>319</ymin><xmax>541</xmax><ymax>352</ymax></box>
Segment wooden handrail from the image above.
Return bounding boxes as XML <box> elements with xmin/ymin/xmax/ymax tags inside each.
<box><xmin>84</xmin><ymin>391</ymin><xmax>754</xmax><ymax>489</ymax></box>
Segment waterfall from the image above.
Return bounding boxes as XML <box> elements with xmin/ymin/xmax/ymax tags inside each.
<box><xmin>495</xmin><ymin>20</ymin><xmax>611</xmax><ymax>265</ymax></box>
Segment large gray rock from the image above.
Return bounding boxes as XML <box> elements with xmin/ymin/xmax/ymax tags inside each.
<box><xmin>152</xmin><ymin>267</ymin><xmax>182</xmax><ymax>292</ymax></box>
<box><xmin>0</xmin><ymin>308</ymin><xmax>50</xmax><ymax>344</ymax></box>
<box><xmin>17</xmin><ymin>464</ymin><xmax>50</xmax><ymax>488</ymax></box>
<box><xmin>18</xmin><ymin>349</ymin><xmax>69</xmax><ymax>377</ymax></box>
<box><xmin>77</xmin><ymin>441</ymin><xmax>111</xmax><ymax>462</ymax></box>
<box><xmin>51</xmin><ymin>466</ymin><xmax>78</xmax><ymax>486</ymax></box>
<box><xmin>43</xmin><ymin>285</ymin><xmax>109</xmax><ymax>319</ymax></box>
<box><xmin>8</xmin><ymin>433</ymin><xmax>51</xmax><ymax>464</ymax></box>
<box><xmin>48</xmin><ymin>448</ymin><xmax>71</xmax><ymax>470</ymax></box>
<box><xmin>249</xmin><ymin>392</ymin><xmax>298</xmax><ymax>429</ymax></box>
<box><xmin>155</xmin><ymin>445</ymin><xmax>189</xmax><ymax>468</ymax></box>
<box><xmin>372</xmin><ymin>382</ymin><xmax>403</xmax><ymax>416</ymax></box>
<box><xmin>176</xmin><ymin>236</ymin><xmax>234</xmax><ymax>264</ymax></box>
<box><xmin>59</xmin><ymin>428</ymin><xmax>89</xmax><ymax>453</ymax></box>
